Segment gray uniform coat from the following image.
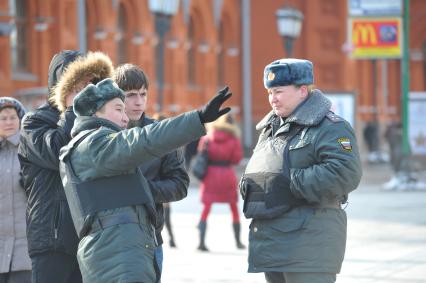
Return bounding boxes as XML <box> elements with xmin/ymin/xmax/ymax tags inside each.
<box><xmin>62</xmin><ymin>111</ymin><xmax>205</xmax><ymax>283</ymax></box>
<box><xmin>246</xmin><ymin>90</ymin><xmax>362</xmax><ymax>274</ymax></box>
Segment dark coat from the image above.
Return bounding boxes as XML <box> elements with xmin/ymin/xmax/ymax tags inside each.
<box><xmin>199</xmin><ymin>121</ymin><xmax>243</xmax><ymax>204</ymax></box>
<box><xmin>137</xmin><ymin>115</ymin><xmax>189</xmax><ymax>245</ymax></box>
<box><xmin>245</xmin><ymin>90</ymin><xmax>362</xmax><ymax>274</ymax></box>
<box><xmin>18</xmin><ymin>50</ymin><xmax>112</xmax><ymax>259</ymax></box>
<box><xmin>18</xmin><ymin>103</ymin><xmax>79</xmax><ymax>257</ymax></box>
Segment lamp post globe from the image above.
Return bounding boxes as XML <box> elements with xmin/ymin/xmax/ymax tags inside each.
<box><xmin>149</xmin><ymin>0</ymin><xmax>179</xmax><ymax>112</ymax></box>
<box><xmin>275</xmin><ymin>6</ymin><xmax>303</xmax><ymax>57</ymax></box>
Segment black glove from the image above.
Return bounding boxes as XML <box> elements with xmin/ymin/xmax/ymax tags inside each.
<box><xmin>57</xmin><ymin>106</ymin><xmax>77</xmax><ymax>138</ymax></box>
<box><xmin>198</xmin><ymin>86</ymin><xmax>232</xmax><ymax>123</ymax></box>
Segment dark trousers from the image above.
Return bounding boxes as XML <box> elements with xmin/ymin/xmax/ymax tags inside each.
<box><xmin>31</xmin><ymin>252</ymin><xmax>82</xmax><ymax>283</ymax></box>
<box><xmin>0</xmin><ymin>271</ymin><xmax>31</xmax><ymax>283</ymax></box>
<box><xmin>265</xmin><ymin>272</ymin><xmax>336</xmax><ymax>283</ymax></box>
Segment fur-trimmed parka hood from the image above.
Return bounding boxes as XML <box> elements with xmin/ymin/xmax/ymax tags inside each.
<box><xmin>207</xmin><ymin>114</ymin><xmax>240</xmax><ymax>138</ymax></box>
<box><xmin>49</xmin><ymin>51</ymin><xmax>114</xmax><ymax>113</ymax></box>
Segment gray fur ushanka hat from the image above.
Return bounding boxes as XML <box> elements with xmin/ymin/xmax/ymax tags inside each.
<box><xmin>263</xmin><ymin>58</ymin><xmax>314</xmax><ymax>89</ymax></box>
<box><xmin>73</xmin><ymin>78</ymin><xmax>125</xmax><ymax>117</ymax></box>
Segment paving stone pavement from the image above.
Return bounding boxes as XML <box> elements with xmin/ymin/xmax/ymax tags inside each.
<box><xmin>159</xmin><ymin>161</ymin><xmax>426</xmax><ymax>283</ymax></box>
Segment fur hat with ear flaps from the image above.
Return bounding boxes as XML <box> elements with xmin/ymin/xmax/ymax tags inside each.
<box><xmin>73</xmin><ymin>78</ymin><xmax>125</xmax><ymax>117</ymax></box>
<box><xmin>49</xmin><ymin>51</ymin><xmax>114</xmax><ymax>113</ymax></box>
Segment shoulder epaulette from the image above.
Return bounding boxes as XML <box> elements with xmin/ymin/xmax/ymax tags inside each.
<box><xmin>325</xmin><ymin>112</ymin><xmax>344</xmax><ymax>123</ymax></box>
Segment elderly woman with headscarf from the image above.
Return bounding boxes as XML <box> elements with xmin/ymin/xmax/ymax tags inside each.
<box><xmin>0</xmin><ymin>97</ymin><xmax>31</xmax><ymax>283</ymax></box>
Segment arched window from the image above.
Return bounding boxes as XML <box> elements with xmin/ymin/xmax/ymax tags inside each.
<box><xmin>117</xmin><ymin>3</ymin><xmax>128</xmax><ymax>64</ymax></box>
<box><xmin>187</xmin><ymin>16</ymin><xmax>196</xmax><ymax>85</ymax></box>
<box><xmin>10</xmin><ymin>0</ymin><xmax>29</xmax><ymax>72</ymax></box>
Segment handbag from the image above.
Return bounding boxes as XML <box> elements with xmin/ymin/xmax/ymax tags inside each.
<box><xmin>191</xmin><ymin>140</ymin><xmax>209</xmax><ymax>180</ymax></box>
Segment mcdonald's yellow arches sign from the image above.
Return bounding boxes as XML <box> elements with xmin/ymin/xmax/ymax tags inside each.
<box><xmin>348</xmin><ymin>17</ymin><xmax>402</xmax><ymax>59</ymax></box>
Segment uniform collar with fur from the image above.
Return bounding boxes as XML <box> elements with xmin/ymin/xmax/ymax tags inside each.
<box><xmin>71</xmin><ymin>116</ymin><xmax>122</xmax><ymax>138</ymax></box>
<box><xmin>256</xmin><ymin>89</ymin><xmax>331</xmax><ymax>130</ymax></box>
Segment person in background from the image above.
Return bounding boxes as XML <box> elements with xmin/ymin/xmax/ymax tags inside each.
<box><xmin>0</xmin><ymin>97</ymin><xmax>31</xmax><ymax>283</ymax></box>
<box><xmin>363</xmin><ymin>121</ymin><xmax>386</xmax><ymax>164</ymax></box>
<box><xmin>383</xmin><ymin>121</ymin><xmax>418</xmax><ymax>190</ymax></box>
<box><xmin>240</xmin><ymin>58</ymin><xmax>362</xmax><ymax>283</ymax></box>
<box><xmin>18</xmin><ymin>50</ymin><xmax>113</xmax><ymax>283</ymax></box>
<box><xmin>113</xmin><ymin>64</ymin><xmax>188</xmax><ymax>282</ymax></box>
<box><xmin>196</xmin><ymin>113</ymin><xmax>244</xmax><ymax>252</ymax></box>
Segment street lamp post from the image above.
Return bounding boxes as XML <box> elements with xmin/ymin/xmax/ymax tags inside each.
<box><xmin>148</xmin><ymin>0</ymin><xmax>179</xmax><ymax>112</ymax></box>
<box><xmin>275</xmin><ymin>6</ymin><xmax>304</xmax><ymax>57</ymax></box>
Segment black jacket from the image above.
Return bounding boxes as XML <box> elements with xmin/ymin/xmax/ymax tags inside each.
<box><xmin>18</xmin><ymin>103</ymin><xmax>79</xmax><ymax>257</ymax></box>
<box><xmin>137</xmin><ymin>116</ymin><xmax>189</xmax><ymax>245</ymax></box>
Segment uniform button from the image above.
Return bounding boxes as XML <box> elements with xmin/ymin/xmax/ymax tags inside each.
<box><xmin>145</xmin><ymin>244</ymin><xmax>149</xmax><ymax>248</ymax></box>
<box><xmin>253</xmin><ymin>227</ymin><xmax>258</xmax><ymax>232</ymax></box>
<box><xmin>6</xmin><ymin>169</ymin><xmax>10</xmax><ymax>173</ymax></box>
<box><xmin>7</xmin><ymin>254</ymin><xmax>10</xmax><ymax>257</ymax></box>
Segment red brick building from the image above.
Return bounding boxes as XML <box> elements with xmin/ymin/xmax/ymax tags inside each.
<box><xmin>0</xmin><ymin>0</ymin><xmax>425</xmax><ymax>149</ymax></box>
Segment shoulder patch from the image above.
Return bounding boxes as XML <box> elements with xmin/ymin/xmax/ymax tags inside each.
<box><xmin>326</xmin><ymin>112</ymin><xmax>344</xmax><ymax>123</ymax></box>
<box><xmin>337</xmin><ymin>137</ymin><xmax>352</xmax><ymax>152</ymax></box>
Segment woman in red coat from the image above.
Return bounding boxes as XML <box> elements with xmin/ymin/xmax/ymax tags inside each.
<box><xmin>196</xmin><ymin>113</ymin><xmax>244</xmax><ymax>251</ymax></box>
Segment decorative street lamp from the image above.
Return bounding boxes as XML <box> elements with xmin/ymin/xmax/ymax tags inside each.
<box><xmin>148</xmin><ymin>0</ymin><xmax>180</xmax><ymax>112</ymax></box>
<box><xmin>275</xmin><ymin>6</ymin><xmax>304</xmax><ymax>57</ymax></box>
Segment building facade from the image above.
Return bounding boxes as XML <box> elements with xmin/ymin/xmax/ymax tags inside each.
<box><xmin>0</xmin><ymin>0</ymin><xmax>242</xmax><ymax>114</ymax></box>
<box><xmin>0</xmin><ymin>0</ymin><xmax>425</xmax><ymax>149</ymax></box>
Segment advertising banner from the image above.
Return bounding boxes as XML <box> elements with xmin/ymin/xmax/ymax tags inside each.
<box><xmin>348</xmin><ymin>0</ymin><xmax>402</xmax><ymax>16</ymax></box>
<box><xmin>409</xmin><ymin>92</ymin><xmax>426</xmax><ymax>155</ymax></box>
<box><xmin>348</xmin><ymin>17</ymin><xmax>402</xmax><ymax>59</ymax></box>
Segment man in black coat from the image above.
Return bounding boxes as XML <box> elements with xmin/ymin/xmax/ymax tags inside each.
<box><xmin>18</xmin><ymin>50</ymin><xmax>83</xmax><ymax>283</ymax></box>
<box><xmin>18</xmin><ymin>50</ymin><xmax>114</xmax><ymax>283</ymax></box>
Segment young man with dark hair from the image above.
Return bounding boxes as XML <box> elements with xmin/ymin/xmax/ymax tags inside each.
<box><xmin>113</xmin><ymin>64</ymin><xmax>188</xmax><ymax>281</ymax></box>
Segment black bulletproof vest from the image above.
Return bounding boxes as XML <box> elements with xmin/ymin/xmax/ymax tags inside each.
<box><xmin>59</xmin><ymin>129</ymin><xmax>154</xmax><ymax>238</ymax></box>
<box><xmin>240</xmin><ymin>122</ymin><xmax>306</xmax><ymax>219</ymax></box>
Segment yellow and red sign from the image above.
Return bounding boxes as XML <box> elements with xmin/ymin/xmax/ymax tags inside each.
<box><xmin>348</xmin><ymin>17</ymin><xmax>402</xmax><ymax>59</ymax></box>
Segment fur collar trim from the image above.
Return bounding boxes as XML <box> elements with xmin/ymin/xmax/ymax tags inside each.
<box><xmin>256</xmin><ymin>89</ymin><xmax>331</xmax><ymax>130</ymax></box>
<box><xmin>71</xmin><ymin>116</ymin><xmax>122</xmax><ymax>138</ymax></box>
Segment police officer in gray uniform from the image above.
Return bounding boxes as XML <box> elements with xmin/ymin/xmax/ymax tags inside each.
<box><xmin>240</xmin><ymin>59</ymin><xmax>362</xmax><ymax>283</ymax></box>
<box><xmin>59</xmin><ymin>78</ymin><xmax>231</xmax><ymax>282</ymax></box>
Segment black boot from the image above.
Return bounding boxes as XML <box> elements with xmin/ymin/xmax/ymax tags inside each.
<box><xmin>197</xmin><ymin>221</ymin><xmax>209</xmax><ymax>252</ymax></box>
<box><xmin>233</xmin><ymin>223</ymin><xmax>246</xmax><ymax>249</ymax></box>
